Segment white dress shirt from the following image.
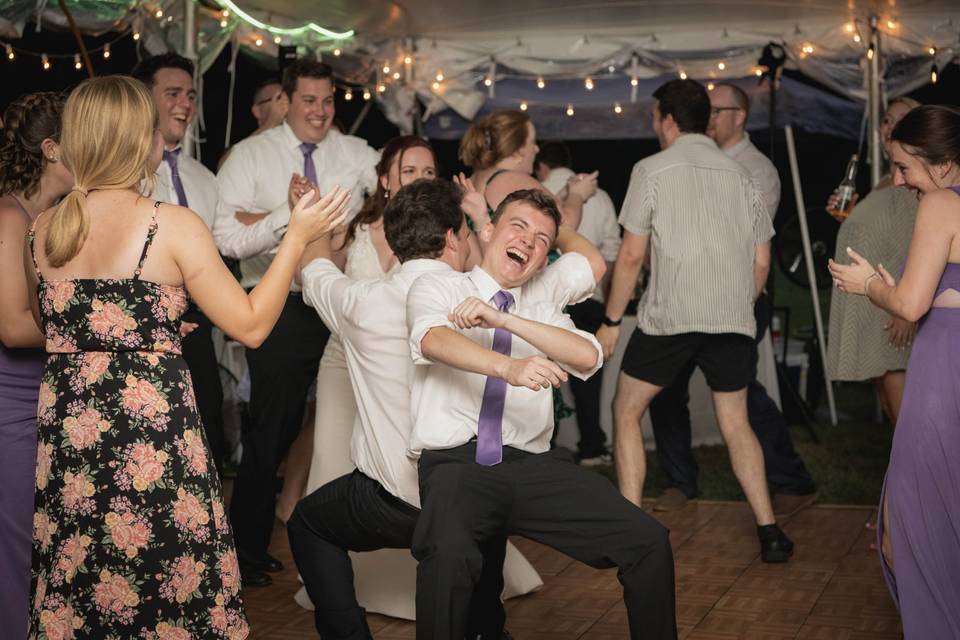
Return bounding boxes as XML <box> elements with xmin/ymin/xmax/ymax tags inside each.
<box><xmin>725</xmin><ymin>132</ymin><xmax>781</xmax><ymax>221</ymax></box>
<box><xmin>214</xmin><ymin>123</ymin><xmax>380</xmax><ymax>288</ymax></box>
<box><xmin>153</xmin><ymin>146</ymin><xmax>218</xmax><ymax>230</ymax></box>
<box><xmin>541</xmin><ymin>167</ymin><xmax>621</xmax><ymax>302</ymax></box>
<box><xmin>407</xmin><ymin>253</ymin><xmax>602</xmax><ymax>457</ymax></box>
<box><xmin>301</xmin><ymin>257</ymin><xmax>451</xmax><ymax>508</ymax></box>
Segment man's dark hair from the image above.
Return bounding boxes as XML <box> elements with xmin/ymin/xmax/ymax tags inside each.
<box><xmin>131</xmin><ymin>53</ymin><xmax>195</xmax><ymax>87</ymax></box>
<box><xmin>535</xmin><ymin>141</ymin><xmax>572</xmax><ymax>171</ymax></box>
<box><xmin>281</xmin><ymin>59</ymin><xmax>334</xmax><ymax>99</ymax></box>
<box><xmin>253</xmin><ymin>78</ymin><xmax>282</xmax><ymax>104</ymax></box>
<box><xmin>652</xmin><ymin>79</ymin><xmax>710</xmax><ymax>134</ymax></box>
<box><xmin>491</xmin><ymin>188</ymin><xmax>562</xmax><ymax>236</ymax></box>
<box><xmin>384</xmin><ymin>179</ymin><xmax>465</xmax><ymax>262</ymax></box>
<box><xmin>716</xmin><ymin>82</ymin><xmax>750</xmax><ymax>119</ymax></box>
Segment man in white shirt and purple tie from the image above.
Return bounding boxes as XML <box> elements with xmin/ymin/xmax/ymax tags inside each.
<box><xmin>406</xmin><ymin>189</ymin><xmax>677</xmax><ymax>640</ymax></box>
<box><xmin>132</xmin><ymin>53</ymin><xmax>226</xmax><ymax>478</ymax></box>
<box><xmin>214</xmin><ymin>58</ymin><xmax>379</xmax><ymax>586</ymax></box>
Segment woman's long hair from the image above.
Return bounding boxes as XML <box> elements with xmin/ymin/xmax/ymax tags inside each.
<box><xmin>458</xmin><ymin>110</ymin><xmax>530</xmax><ymax>171</ymax></box>
<box><xmin>890</xmin><ymin>104</ymin><xmax>960</xmax><ymax>170</ymax></box>
<box><xmin>0</xmin><ymin>92</ymin><xmax>66</xmax><ymax>198</ymax></box>
<box><xmin>45</xmin><ymin>75</ymin><xmax>158</xmax><ymax>267</ymax></box>
<box><xmin>340</xmin><ymin>135</ymin><xmax>437</xmax><ymax>250</ymax></box>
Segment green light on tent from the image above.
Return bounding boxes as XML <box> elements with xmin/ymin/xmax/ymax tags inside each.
<box><xmin>215</xmin><ymin>0</ymin><xmax>354</xmax><ymax>40</ymax></box>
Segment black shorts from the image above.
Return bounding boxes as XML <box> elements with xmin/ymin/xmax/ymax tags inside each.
<box><xmin>621</xmin><ymin>330</ymin><xmax>755</xmax><ymax>392</ymax></box>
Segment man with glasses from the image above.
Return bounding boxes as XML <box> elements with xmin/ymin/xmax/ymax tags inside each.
<box><xmin>597</xmin><ymin>79</ymin><xmax>794</xmax><ymax>563</ymax></box>
<box><xmin>648</xmin><ymin>82</ymin><xmax>818</xmax><ymax>519</ymax></box>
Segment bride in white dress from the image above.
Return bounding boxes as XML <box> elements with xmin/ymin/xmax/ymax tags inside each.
<box><xmin>297</xmin><ymin>135</ymin><xmax>542</xmax><ymax>619</ymax></box>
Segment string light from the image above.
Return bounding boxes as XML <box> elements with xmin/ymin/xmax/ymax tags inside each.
<box><xmin>844</xmin><ymin>22</ymin><xmax>855</xmax><ymax>33</ymax></box>
<box><xmin>754</xmin><ymin>67</ymin><xmax>763</xmax><ymax>77</ymax></box>
<box><xmin>274</xmin><ymin>35</ymin><xmax>282</xmax><ymax>44</ymax></box>
<box><xmin>73</xmin><ymin>53</ymin><xmax>82</xmax><ymax>70</ymax></box>
<box><xmin>376</xmin><ymin>83</ymin><xmax>386</xmax><ymax>93</ymax></box>
<box><xmin>519</xmin><ymin>100</ymin><xmax>528</xmax><ymax>111</ymax></box>
<box><xmin>103</xmin><ymin>43</ymin><xmax>111</xmax><ymax>59</ymax></box>
<box><xmin>630</xmin><ymin>76</ymin><xmax>638</xmax><ymax>86</ymax></box>
<box><xmin>678</xmin><ymin>70</ymin><xmax>687</xmax><ymax>80</ymax></box>
<box><xmin>931</xmin><ymin>64</ymin><xmax>939</xmax><ymax>84</ymax></box>
<box><xmin>332</xmin><ymin>47</ymin><xmax>341</xmax><ymax>56</ymax></box>
<box><xmin>431</xmin><ymin>81</ymin><xmax>441</xmax><ymax>90</ymax></box>
<box><xmin>483</xmin><ymin>76</ymin><xmax>493</xmax><ymax>87</ymax></box>
<box><xmin>5</xmin><ymin>44</ymin><xmax>13</xmax><ymax>61</ymax></box>
<box><xmin>435</xmin><ymin>71</ymin><xmax>444</xmax><ymax>82</ymax></box>
<box><xmin>928</xmin><ymin>46</ymin><xmax>937</xmax><ymax>56</ymax></box>
<box><xmin>584</xmin><ymin>77</ymin><xmax>594</xmax><ymax>90</ymax></box>
<box><xmin>221</xmin><ymin>9</ymin><xmax>230</xmax><ymax>17</ymax></box>
<box><xmin>382</xmin><ymin>63</ymin><xmax>390</xmax><ymax>74</ymax></box>
<box><xmin>886</xmin><ymin>19</ymin><xmax>897</xmax><ymax>30</ymax></box>
<box><xmin>867</xmin><ymin>44</ymin><xmax>875</xmax><ymax>60</ymax></box>
<box><xmin>403</xmin><ymin>55</ymin><xmax>412</xmax><ymax>64</ymax></box>
<box><xmin>133</xmin><ymin>30</ymin><xmax>141</xmax><ymax>41</ymax></box>
<box><xmin>154</xmin><ymin>8</ymin><xmax>163</xmax><ymax>19</ymax></box>
<box><xmin>343</xmin><ymin>88</ymin><xmax>352</xmax><ymax>100</ymax></box>
<box><xmin>707</xmin><ymin>81</ymin><xmax>715</xmax><ymax>91</ymax></box>
<box><xmin>613</xmin><ymin>102</ymin><xmax>622</xmax><ymax>114</ymax></box>
<box><xmin>717</xmin><ymin>61</ymin><xmax>725</xmax><ymax>70</ymax></box>
<box><xmin>392</xmin><ymin>71</ymin><xmax>401</xmax><ymax>80</ymax></box>
<box><xmin>853</xmin><ymin>34</ymin><xmax>861</xmax><ymax>43</ymax></box>
<box><xmin>41</xmin><ymin>54</ymin><xmax>50</xmax><ymax>70</ymax></box>
<box><xmin>220</xmin><ymin>18</ymin><xmax>228</xmax><ymax>28</ymax></box>
<box><xmin>363</xmin><ymin>88</ymin><xmax>372</xmax><ymax>100</ymax></box>
<box><xmin>536</xmin><ymin>76</ymin><xmax>545</xmax><ymax>89</ymax></box>
<box><xmin>801</xmin><ymin>43</ymin><xmax>815</xmax><ymax>55</ymax></box>
<box><xmin>254</xmin><ymin>35</ymin><xmax>263</xmax><ymax>47</ymax></box>
<box><xmin>565</xmin><ymin>104</ymin><xmax>575</xmax><ymax>117</ymax></box>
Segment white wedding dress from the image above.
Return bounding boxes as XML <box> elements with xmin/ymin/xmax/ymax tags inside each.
<box><xmin>296</xmin><ymin>224</ymin><xmax>542</xmax><ymax>619</ymax></box>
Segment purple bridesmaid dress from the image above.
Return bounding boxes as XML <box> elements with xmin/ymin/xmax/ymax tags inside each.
<box><xmin>878</xmin><ymin>186</ymin><xmax>960</xmax><ymax>638</ymax></box>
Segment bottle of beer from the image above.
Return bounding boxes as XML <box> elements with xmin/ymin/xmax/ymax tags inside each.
<box><xmin>833</xmin><ymin>154</ymin><xmax>859</xmax><ymax>220</ymax></box>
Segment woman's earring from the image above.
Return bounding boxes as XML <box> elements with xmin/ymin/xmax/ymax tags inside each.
<box><xmin>384</xmin><ymin>189</ymin><xmax>390</xmax><ymax>199</ymax></box>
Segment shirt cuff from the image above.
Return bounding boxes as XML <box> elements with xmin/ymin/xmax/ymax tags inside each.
<box><xmin>562</xmin><ymin>329</ymin><xmax>604</xmax><ymax>381</ymax></box>
<box><xmin>269</xmin><ymin>203</ymin><xmax>293</xmax><ymax>240</ymax></box>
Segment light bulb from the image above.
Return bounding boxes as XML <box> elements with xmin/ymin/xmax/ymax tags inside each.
<box><xmin>717</xmin><ymin>61</ymin><xmax>726</xmax><ymax>70</ymax></box>
<box><xmin>333</xmin><ymin>47</ymin><xmax>341</xmax><ymax>56</ymax></box>
<box><xmin>74</xmin><ymin>54</ymin><xmax>82</xmax><ymax>70</ymax></box>
<box><xmin>344</xmin><ymin>88</ymin><xmax>353</xmax><ymax>101</ymax></box>
<box><xmin>584</xmin><ymin>77</ymin><xmax>594</xmax><ymax>90</ymax></box>
<box><xmin>565</xmin><ymin>104</ymin><xmax>574</xmax><ymax>117</ymax></box>
<box><xmin>392</xmin><ymin>71</ymin><xmax>401</xmax><ymax>80</ymax></box>
<box><xmin>707</xmin><ymin>82</ymin><xmax>715</xmax><ymax>91</ymax></box>
<box><xmin>363</xmin><ymin>88</ymin><xmax>372</xmax><ymax>100</ymax></box>
<box><xmin>844</xmin><ymin>22</ymin><xmax>854</xmax><ymax>33</ymax></box>
<box><xmin>274</xmin><ymin>36</ymin><xmax>282</xmax><ymax>44</ymax></box>
<box><xmin>613</xmin><ymin>102</ymin><xmax>622</xmax><ymax>114</ymax></box>
<box><xmin>154</xmin><ymin>8</ymin><xmax>163</xmax><ymax>19</ymax></box>
<box><xmin>255</xmin><ymin>36</ymin><xmax>263</xmax><ymax>47</ymax></box>
<box><xmin>403</xmin><ymin>55</ymin><xmax>412</xmax><ymax>64</ymax></box>
<box><xmin>520</xmin><ymin>101</ymin><xmax>528</xmax><ymax>111</ymax></box>
<box><xmin>678</xmin><ymin>71</ymin><xmax>687</xmax><ymax>80</ymax></box>
<box><xmin>377</xmin><ymin>84</ymin><xmax>386</xmax><ymax>93</ymax></box>
<box><xmin>928</xmin><ymin>47</ymin><xmax>937</xmax><ymax>56</ymax></box>
<box><xmin>219</xmin><ymin>19</ymin><xmax>228</xmax><ymax>28</ymax></box>
<box><xmin>853</xmin><ymin>34</ymin><xmax>861</xmax><ymax>43</ymax></box>
<box><xmin>630</xmin><ymin>76</ymin><xmax>638</xmax><ymax>86</ymax></box>
<box><xmin>536</xmin><ymin>76</ymin><xmax>545</xmax><ymax>89</ymax></box>
<box><xmin>133</xmin><ymin>31</ymin><xmax>141</xmax><ymax>41</ymax></box>
<box><xmin>382</xmin><ymin>64</ymin><xmax>390</xmax><ymax>74</ymax></box>
<box><xmin>103</xmin><ymin>44</ymin><xmax>111</xmax><ymax>59</ymax></box>
<box><xmin>6</xmin><ymin>44</ymin><xmax>14</xmax><ymax>61</ymax></box>
<box><xmin>42</xmin><ymin>54</ymin><xmax>50</xmax><ymax>70</ymax></box>
<box><xmin>484</xmin><ymin>76</ymin><xmax>493</xmax><ymax>87</ymax></box>
<box><xmin>435</xmin><ymin>71</ymin><xmax>444</xmax><ymax>82</ymax></box>
<box><xmin>431</xmin><ymin>81</ymin><xmax>440</xmax><ymax>90</ymax></box>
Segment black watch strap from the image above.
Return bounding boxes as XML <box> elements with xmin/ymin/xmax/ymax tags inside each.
<box><xmin>601</xmin><ymin>315</ymin><xmax>622</xmax><ymax>327</ymax></box>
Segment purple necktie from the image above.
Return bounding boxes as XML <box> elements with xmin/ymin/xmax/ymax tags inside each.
<box><xmin>476</xmin><ymin>290</ymin><xmax>515</xmax><ymax>466</ymax></box>
<box><xmin>299</xmin><ymin>142</ymin><xmax>318</xmax><ymax>186</ymax></box>
<box><xmin>162</xmin><ymin>149</ymin><xmax>188</xmax><ymax>207</ymax></box>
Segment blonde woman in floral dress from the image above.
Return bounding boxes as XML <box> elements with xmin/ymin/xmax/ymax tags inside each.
<box><xmin>23</xmin><ymin>76</ymin><xmax>349</xmax><ymax>640</ymax></box>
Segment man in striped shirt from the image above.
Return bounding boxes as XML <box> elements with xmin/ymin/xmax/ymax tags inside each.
<box><xmin>596</xmin><ymin>79</ymin><xmax>793</xmax><ymax>563</ymax></box>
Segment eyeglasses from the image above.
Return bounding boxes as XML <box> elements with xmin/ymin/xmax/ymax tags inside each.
<box><xmin>710</xmin><ymin>106</ymin><xmax>742</xmax><ymax>117</ymax></box>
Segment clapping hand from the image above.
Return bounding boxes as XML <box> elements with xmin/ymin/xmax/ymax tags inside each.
<box><xmin>288</xmin><ymin>173</ymin><xmax>319</xmax><ymax>210</ymax></box>
<box><xmin>287</xmin><ymin>186</ymin><xmax>351</xmax><ymax>245</ymax></box>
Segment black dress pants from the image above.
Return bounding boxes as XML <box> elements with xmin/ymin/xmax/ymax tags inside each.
<box><xmin>180</xmin><ymin>307</ymin><xmax>226</xmax><ymax>475</ymax></box>
<box><xmin>567</xmin><ymin>299</ymin><xmax>609</xmax><ymax>458</ymax></box>
<box><xmin>229</xmin><ymin>294</ymin><xmax>329</xmax><ymax>557</ymax></box>
<box><xmin>648</xmin><ymin>293</ymin><xmax>816</xmax><ymax>498</ymax></box>
<box><xmin>287</xmin><ymin>470</ymin><xmax>507</xmax><ymax>640</ymax></box>
<box><xmin>413</xmin><ymin>443</ymin><xmax>677</xmax><ymax>640</ymax></box>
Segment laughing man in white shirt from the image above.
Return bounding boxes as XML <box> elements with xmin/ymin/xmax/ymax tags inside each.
<box><xmin>214</xmin><ymin>58</ymin><xmax>379</xmax><ymax>586</ymax></box>
<box><xmin>132</xmin><ymin>53</ymin><xmax>226</xmax><ymax>477</ymax></box>
<box><xmin>406</xmin><ymin>189</ymin><xmax>677</xmax><ymax>640</ymax></box>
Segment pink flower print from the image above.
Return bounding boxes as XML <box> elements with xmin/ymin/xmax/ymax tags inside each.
<box><xmin>219</xmin><ymin>549</ymin><xmax>241</xmax><ymax>596</ymax></box>
<box><xmin>176</xmin><ymin>430</ymin><xmax>208</xmax><ymax>476</ymax></box>
<box><xmin>88</xmin><ymin>298</ymin><xmax>138</xmax><ymax>339</ymax></box>
<box><xmin>105</xmin><ymin>511</ymin><xmax>151</xmax><ymax>558</ymax></box>
<box><xmin>46</xmin><ymin>329</ymin><xmax>78</xmax><ymax>353</ymax></box>
<box><xmin>55</xmin><ymin>533</ymin><xmax>92</xmax><ymax>584</ymax></box>
<box><xmin>62</xmin><ymin>406</ymin><xmax>110</xmax><ymax>450</ymax></box>
<box><xmin>36</xmin><ymin>442</ymin><xmax>53</xmax><ymax>490</ymax></box>
<box><xmin>121</xmin><ymin>375</ymin><xmax>170</xmax><ymax>420</ymax></box>
<box><xmin>162</xmin><ymin>555</ymin><xmax>206</xmax><ymax>604</ymax></box>
<box><xmin>210</xmin><ymin>603</ymin><xmax>228</xmax><ymax>632</ymax></box>
<box><xmin>38</xmin><ymin>601</ymin><xmax>83</xmax><ymax>640</ymax></box>
<box><xmin>171</xmin><ymin>487</ymin><xmax>210</xmax><ymax>536</ymax></box>
<box><xmin>38</xmin><ymin>382</ymin><xmax>57</xmax><ymax>421</ymax></box>
<box><xmin>47</xmin><ymin>280</ymin><xmax>76</xmax><ymax>313</ymax></box>
<box><xmin>33</xmin><ymin>575</ymin><xmax>47</xmax><ymax>616</ymax></box>
<box><xmin>212</xmin><ymin>498</ymin><xmax>227</xmax><ymax>533</ymax></box>
<box><xmin>155</xmin><ymin>621</ymin><xmax>193</xmax><ymax>640</ymax></box>
<box><xmin>123</xmin><ymin>443</ymin><xmax>169</xmax><ymax>492</ymax></box>
<box><xmin>158</xmin><ymin>287</ymin><xmax>187</xmax><ymax>321</ymax></box>
<box><xmin>138</xmin><ymin>351</ymin><xmax>161</xmax><ymax>366</ymax></box>
<box><xmin>61</xmin><ymin>470</ymin><xmax>96</xmax><ymax>513</ymax></box>
<box><xmin>33</xmin><ymin>511</ymin><xmax>57</xmax><ymax>550</ymax></box>
<box><xmin>227</xmin><ymin>617</ymin><xmax>250</xmax><ymax>640</ymax></box>
<box><xmin>93</xmin><ymin>569</ymin><xmax>140</xmax><ymax>620</ymax></box>
<box><xmin>79</xmin><ymin>351</ymin><xmax>111</xmax><ymax>386</ymax></box>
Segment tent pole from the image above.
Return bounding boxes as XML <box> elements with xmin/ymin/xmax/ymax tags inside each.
<box><xmin>348</xmin><ymin>100</ymin><xmax>374</xmax><ymax>136</ymax></box>
<box><xmin>868</xmin><ymin>15</ymin><xmax>882</xmax><ymax>187</ymax></box>
<box><xmin>183</xmin><ymin>0</ymin><xmax>198</xmax><ymax>158</ymax></box>
<box><xmin>784</xmin><ymin>124</ymin><xmax>838</xmax><ymax>426</ymax></box>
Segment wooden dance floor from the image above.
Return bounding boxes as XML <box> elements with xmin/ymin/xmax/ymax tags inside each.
<box><xmin>242</xmin><ymin>502</ymin><xmax>902</xmax><ymax>639</ymax></box>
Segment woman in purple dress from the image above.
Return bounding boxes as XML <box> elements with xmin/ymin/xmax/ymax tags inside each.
<box><xmin>829</xmin><ymin>104</ymin><xmax>960</xmax><ymax>638</ymax></box>
<box><xmin>0</xmin><ymin>92</ymin><xmax>71</xmax><ymax>639</ymax></box>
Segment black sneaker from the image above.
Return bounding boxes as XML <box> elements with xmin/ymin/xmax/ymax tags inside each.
<box><xmin>757</xmin><ymin>523</ymin><xmax>794</xmax><ymax>563</ymax></box>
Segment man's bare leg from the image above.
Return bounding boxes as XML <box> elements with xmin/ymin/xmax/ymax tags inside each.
<box><xmin>712</xmin><ymin>389</ymin><xmax>775</xmax><ymax>526</ymax></box>
<box><xmin>613</xmin><ymin>372</ymin><xmax>663</xmax><ymax>507</ymax></box>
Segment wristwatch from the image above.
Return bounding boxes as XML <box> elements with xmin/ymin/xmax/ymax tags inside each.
<box><xmin>601</xmin><ymin>315</ymin><xmax>622</xmax><ymax>327</ymax></box>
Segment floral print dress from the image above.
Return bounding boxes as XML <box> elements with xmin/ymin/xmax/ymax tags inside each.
<box><xmin>27</xmin><ymin>204</ymin><xmax>249</xmax><ymax>640</ymax></box>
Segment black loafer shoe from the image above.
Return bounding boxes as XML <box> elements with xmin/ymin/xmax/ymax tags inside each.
<box><xmin>240</xmin><ymin>566</ymin><xmax>272</xmax><ymax>587</ymax></box>
<box><xmin>238</xmin><ymin>549</ymin><xmax>284</xmax><ymax>573</ymax></box>
<box><xmin>758</xmin><ymin>523</ymin><xmax>794</xmax><ymax>563</ymax></box>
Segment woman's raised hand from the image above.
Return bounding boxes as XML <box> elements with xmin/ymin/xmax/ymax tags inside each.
<box><xmin>287</xmin><ymin>187</ymin><xmax>351</xmax><ymax>245</ymax></box>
